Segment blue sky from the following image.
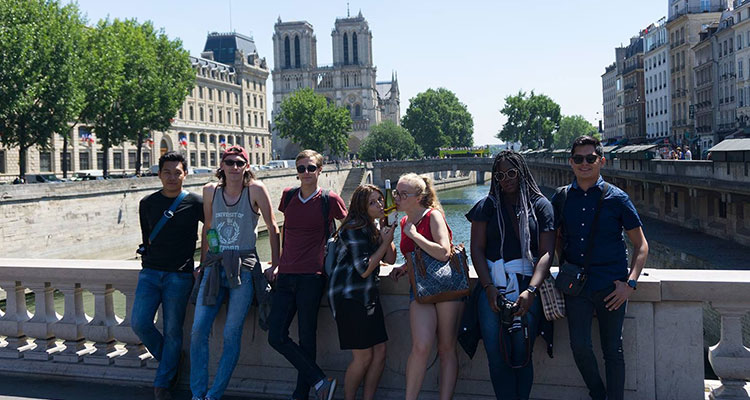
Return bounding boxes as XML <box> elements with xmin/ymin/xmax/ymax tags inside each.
<box><xmin>67</xmin><ymin>0</ymin><xmax>666</xmax><ymax>145</ymax></box>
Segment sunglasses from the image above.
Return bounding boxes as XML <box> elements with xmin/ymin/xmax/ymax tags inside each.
<box><xmin>392</xmin><ymin>189</ymin><xmax>420</xmax><ymax>200</ymax></box>
<box><xmin>296</xmin><ymin>165</ymin><xmax>319</xmax><ymax>173</ymax></box>
<box><xmin>571</xmin><ymin>154</ymin><xmax>600</xmax><ymax>164</ymax></box>
<box><xmin>223</xmin><ymin>159</ymin><xmax>246</xmax><ymax>167</ymax></box>
<box><xmin>494</xmin><ymin>169</ymin><xmax>519</xmax><ymax>181</ymax></box>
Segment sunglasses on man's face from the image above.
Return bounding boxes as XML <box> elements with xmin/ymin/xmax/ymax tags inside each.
<box><xmin>571</xmin><ymin>154</ymin><xmax>600</xmax><ymax>164</ymax></box>
<box><xmin>296</xmin><ymin>165</ymin><xmax>318</xmax><ymax>173</ymax></box>
<box><xmin>223</xmin><ymin>159</ymin><xmax>246</xmax><ymax>167</ymax></box>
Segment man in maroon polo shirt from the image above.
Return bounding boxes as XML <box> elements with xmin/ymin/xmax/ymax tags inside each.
<box><xmin>265</xmin><ymin>149</ymin><xmax>347</xmax><ymax>400</ymax></box>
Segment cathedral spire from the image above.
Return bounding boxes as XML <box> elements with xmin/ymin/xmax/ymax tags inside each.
<box><xmin>347</xmin><ymin>2</ymin><xmax>350</xmax><ymax>17</ymax></box>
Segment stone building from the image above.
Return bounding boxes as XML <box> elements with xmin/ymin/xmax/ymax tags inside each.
<box><xmin>601</xmin><ymin>63</ymin><xmax>618</xmax><ymax>141</ymax></box>
<box><xmin>623</xmin><ymin>36</ymin><xmax>647</xmax><ymax>142</ymax></box>
<box><xmin>271</xmin><ymin>11</ymin><xmax>401</xmax><ymax>159</ymax></box>
<box><xmin>713</xmin><ymin>13</ymin><xmax>737</xmax><ymax>148</ymax></box>
<box><xmin>733</xmin><ymin>0</ymin><xmax>750</xmax><ymax>139</ymax></box>
<box><xmin>666</xmin><ymin>0</ymin><xmax>727</xmax><ymax>146</ymax></box>
<box><xmin>693</xmin><ymin>24</ymin><xmax>718</xmax><ymax>152</ymax></box>
<box><xmin>644</xmin><ymin>18</ymin><xmax>671</xmax><ymax>141</ymax></box>
<box><xmin>0</xmin><ymin>32</ymin><xmax>271</xmax><ymax>182</ymax></box>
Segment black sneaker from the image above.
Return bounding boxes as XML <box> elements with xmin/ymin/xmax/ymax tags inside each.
<box><xmin>154</xmin><ymin>387</ymin><xmax>173</xmax><ymax>400</ymax></box>
<box><xmin>315</xmin><ymin>377</ymin><xmax>337</xmax><ymax>400</ymax></box>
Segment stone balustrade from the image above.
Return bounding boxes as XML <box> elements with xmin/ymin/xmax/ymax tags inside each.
<box><xmin>0</xmin><ymin>258</ymin><xmax>748</xmax><ymax>399</ymax></box>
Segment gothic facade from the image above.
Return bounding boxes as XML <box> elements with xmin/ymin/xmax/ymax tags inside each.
<box><xmin>271</xmin><ymin>12</ymin><xmax>400</xmax><ymax>159</ymax></box>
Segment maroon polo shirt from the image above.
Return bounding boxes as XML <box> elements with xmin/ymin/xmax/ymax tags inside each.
<box><xmin>279</xmin><ymin>187</ymin><xmax>347</xmax><ymax>274</ymax></box>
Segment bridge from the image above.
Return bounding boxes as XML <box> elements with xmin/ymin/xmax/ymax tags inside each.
<box><xmin>0</xmin><ymin>258</ymin><xmax>748</xmax><ymax>399</ymax></box>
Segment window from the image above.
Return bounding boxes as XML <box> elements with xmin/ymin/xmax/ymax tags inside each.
<box><xmin>59</xmin><ymin>152</ymin><xmax>71</xmax><ymax>171</ymax></box>
<box><xmin>284</xmin><ymin>36</ymin><xmax>291</xmax><ymax>68</ymax></box>
<box><xmin>190</xmin><ymin>133</ymin><xmax>196</xmax><ymax>143</ymax></box>
<box><xmin>190</xmin><ymin>152</ymin><xmax>196</xmax><ymax>166</ymax></box>
<box><xmin>235</xmin><ymin>112</ymin><xmax>239</xmax><ymax>125</ymax></box>
<box><xmin>234</xmin><ymin>93</ymin><xmax>239</xmax><ymax>104</ymax></box>
<box><xmin>128</xmin><ymin>151</ymin><xmax>137</xmax><ymax>169</ymax></box>
<box><xmin>79</xmin><ymin>152</ymin><xmax>89</xmax><ymax>170</ymax></box>
<box><xmin>343</xmin><ymin>33</ymin><xmax>349</xmax><ymax>65</ymax></box>
<box><xmin>355</xmin><ymin>104</ymin><xmax>361</xmax><ymax>117</ymax></box>
<box><xmin>228</xmin><ymin>136</ymin><xmax>234</xmax><ymax>145</ymax></box>
<box><xmin>0</xmin><ymin>150</ymin><xmax>6</xmax><ymax>173</ymax></box>
<box><xmin>353</xmin><ymin>32</ymin><xmax>359</xmax><ymax>64</ymax></box>
<box><xmin>210</xmin><ymin>135</ymin><xmax>216</xmax><ymax>144</ymax></box>
<box><xmin>294</xmin><ymin>35</ymin><xmax>301</xmax><ymax>67</ymax></box>
<box><xmin>237</xmin><ymin>136</ymin><xmax>244</xmax><ymax>147</ymax></box>
<box><xmin>673</xmin><ymin>192</ymin><xmax>679</xmax><ymax>209</ymax></box>
<box><xmin>189</xmin><ymin>106</ymin><xmax>194</xmax><ymax>120</ymax></box>
<box><xmin>227</xmin><ymin>111</ymin><xmax>232</xmax><ymax>125</ymax></box>
<box><xmin>97</xmin><ymin>152</ymin><xmax>104</xmax><ymax>170</ymax></box>
<box><xmin>209</xmin><ymin>108</ymin><xmax>214</xmax><ymax>123</ymax></box>
<box><xmin>199</xmin><ymin>107</ymin><xmax>204</xmax><ymax>121</ymax></box>
<box><xmin>113</xmin><ymin>152</ymin><xmax>123</xmax><ymax>170</ymax></box>
<box><xmin>178</xmin><ymin>108</ymin><xmax>183</xmax><ymax>120</ymax></box>
<box><xmin>198</xmin><ymin>86</ymin><xmax>203</xmax><ymax>99</ymax></box>
<box><xmin>260</xmin><ymin>115</ymin><xmax>264</xmax><ymax>128</ymax></box>
<box><xmin>218</xmin><ymin>91</ymin><xmax>222</xmax><ymax>102</ymax></box>
<box><xmin>260</xmin><ymin>97</ymin><xmax>263</xmax><ymax>109</ymax></box>
<box><xmin>200</xmin><ymin>134</ymin><xmax>206</xmax><ymax>144</ymax></box>
<box><xmin>210</xmin><ymin>152</ymin><xmax>216</xmax><ymax>166</ymax></box>
<box><xmin>254</xmin><ymin>114</ymin><xmax>258</xmax><ymax>127</ymax></box>
<box><xmin>208</xmin><ymin>88</ymin><xmax>213</xmax><ymax>100</ymax></box>
<box><xmin>200</xmin><ymin>151</ymin><xmax>207</xmax><ymax>167</ymax></box>
<box><xmin>142</xmin><ymin>153</ymin><xmax>150</xmax><ymax>168</ymax></box>
<box><xmin>719</xmin><ymin>199</ymin><xmax>727</xmax><ymax>218</ymax></box>
<box><xmin>39</xmin><ymin>152</ymin><xmax>52</xmax><ymax>172</ymax></box>
<box><xmin>254</xmin><ymin>95</ymin><xmax>257</xmax><ymax>108</ymax></box>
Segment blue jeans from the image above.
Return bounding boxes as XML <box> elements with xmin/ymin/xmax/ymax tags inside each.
<box><xmin>190</xmin><ymin>267</ymin><xmax>254</xmax><ymax>399</ymax></box>
<box><xmin>565</xmin><ymin>285</ymin><xmax>626</xmax><ymax>400</ymax></box>
<box><xmin>267</xmin><ymin>273</ymin><xmax>326</xmax><ymax>399</ymax></box>
<box><xmin>131</xmin><ymin>268</ymin><xmax>194</xmax><ymax>388</ymax></box>
<box><xmin>478</xmin><ymin>276</ymin><xmax>541</xmax><ymax>400</ymax></box>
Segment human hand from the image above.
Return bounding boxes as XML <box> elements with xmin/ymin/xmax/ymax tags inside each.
<box><xmin>485</xmin><ymin>285</ymin><xmax>501</xmax><ymax>313</ymax></box>
<box><xmin>264</xmin><ymin>266</ymin><xmax>278</xmax><ymax>283</ymax></box>
<box><xmin>389</xmin><ymin>265</ymin><xmax>407</xmax><ymax>282</ymax></box>
<box><xmin>603</xmin><ymin>280</ymin><xmax>633</xmax><ymax>311</ymax></box>
<box><xmin>514</xmin><ymin>290</ymin><xmax>535</xmax><ymax>316</ymax></box>
<box><xmin>403</xmin><ymin>221</ymin><xmax>417</xmax><ymax>239</ymax></box>
<box><xmin>380</xmin><ymin>223</ymin><xmax>396</xmax><ymax>243</ymax></box>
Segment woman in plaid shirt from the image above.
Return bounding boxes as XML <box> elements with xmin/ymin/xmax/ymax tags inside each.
<box><xmin>328</xmin><ymin>184</ymin><xmax>396</xmax><ymax>400</ymax></box>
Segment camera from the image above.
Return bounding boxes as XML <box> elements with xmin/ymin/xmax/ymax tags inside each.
<box><xmin>496</xmin><ymin>293</ymin><xmax>520</xmax><ymax>328</ymax></box>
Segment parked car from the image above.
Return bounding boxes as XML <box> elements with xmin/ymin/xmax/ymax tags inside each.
<box><xmin>267</xmin><ymin>159</ymin><xmax>296</xmax><ymax>169</ymax></box>
<box><xmin>24</xmin><ymin>174</ymin><xmax>64</xmax><ymax>184</ymax></box>
<box><xmin>191</xmin><ymin>167</ymin><xmax>214</xmax><ymax>174</ymax></box>
<box><xmin>71</xmin><ymin>170</ymin><xmax>104</xmax><ymax>181</ymax></box>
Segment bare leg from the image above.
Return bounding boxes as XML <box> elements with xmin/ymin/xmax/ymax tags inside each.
<box><xmin>362</xmin><ymin>342</ymin><xmax>386</xmax><ymax>400</ymax></box>
<box><xmin>344</xmin><ymin>348</ymin><xmax>373</xmax><ymax>400</ymax></box>
<box><xmin>405</xmin><ymin>301</ymin><xmax>438</xmax><ymax>400</ymax></box>
<box><xmin>435</xmin><ymin>301</ymin><xmax>464</xmax><ymax>400</ymax></box>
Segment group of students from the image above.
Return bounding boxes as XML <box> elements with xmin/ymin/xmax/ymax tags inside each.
<box><xmin>133</xmin><ymin>135</ymin><xmax>648</xmax><ymax>400</ymax></box>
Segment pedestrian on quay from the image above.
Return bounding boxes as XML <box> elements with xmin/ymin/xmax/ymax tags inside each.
<box><xmin>266</xmin><ymin>149</ymin><xmax>348</xmax><ymax>400</ymax></box>
<box><xmin>328</xmin><ymin>184</ymin><xmax>396</xmax><ymax>400</ymax></box>
<box><xmin>552</xmin><ymin>135</ymin><xmax>649</xmax><ymax>400</ymax></box>
<box><xmin>684</xmin><ymin>146</ymin><xmax>693</xmax><ymax>160</ymax></box>
<box><xmin>190</xmin><ymin>145</ymin><xmax>280</xmax><ymax>400</ymax></box>
<box><xmin>132</xmin><ymin>152</ymin><xmax>204</xmax><ymax>400</ymax></box>
<box><xmin>466</xmin><ymin>150</ymin><xmax>555</xmax><ymax>400</ymax></box>
<box><xmin>389</xmin><ymin>173</ymin><xmax>463</xmax><ymax>400</ymax></box>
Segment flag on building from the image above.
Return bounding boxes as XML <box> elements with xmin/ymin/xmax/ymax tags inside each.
<box><xmin>220</xmin><ymin>137</ymin><xmax>227</xmax><ymax>149</ymax></box>
<box><xmin>255</xmin><ymin>137</ymin><xmax>261</xmax><ymax>147</ymax></box>
<box><xmin>179</xmin><ymin>135</ymin><xmax>188</xmax><ymax>147</ymax></box>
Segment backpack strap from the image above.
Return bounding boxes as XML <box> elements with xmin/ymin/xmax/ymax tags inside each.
<box><xmin>281</xmin><ymin>187</ymin><xmax>300</xmax><ymax>249</ymax></box>
<box><xmin>321</xmin><ymin>189</ymin><xmax>333</xmax><ymax>241</ymax></box>
<box><xmin>552</xmin><ymin>185</ymin><xmax>570</xmax><ymax>265</ymax></box>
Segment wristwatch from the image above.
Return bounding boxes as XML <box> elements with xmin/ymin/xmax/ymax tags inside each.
<box><xmin>525</xmin><ymin>285</ymin><xmax>538</xmax><ymax>295</ymax></box>
<box><xmin>627</xmin><ymin>279</ymin><xmax>637</xmax><ymax>290</ymax></box>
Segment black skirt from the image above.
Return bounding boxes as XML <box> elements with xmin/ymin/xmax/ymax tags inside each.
<box><xmin>334</xmin><ymin>298</ymin><xmax>388</xmax><ymax>350</ymax></box>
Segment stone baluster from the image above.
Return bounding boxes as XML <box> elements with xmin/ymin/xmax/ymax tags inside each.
<box><xmin>708</xmin><ymin>302</ymin><xmax>750</xmax><ymax>400</ymax></box>
<box><xmin>24</xmin><ymin>282</ymin><xmax>61</xmax><ymax>360</ymax></box>
<box><xmin>53</xmin><ymin>283</ymin><xmax>93</xmax><ymax>363</ymax></box>
<box><xmin>83</xmin><ymin>284</ymin><xmax>122</xmax><ymax>365</ymax></box>
<box><xmin>0</xmin><ymin>280</ymin><xmax>32</xmax><ymax>358</ymax></box>
<box><xmin>112</xmin><ymin>283</ymin><xmax>149</xmax><ymax>367</ymax></box>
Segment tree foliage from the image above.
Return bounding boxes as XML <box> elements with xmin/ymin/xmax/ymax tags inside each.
<box><xmin>275</xmin><ymin>88</ymin><xmax>352</xmax><ymax>157</ymax></box>
<box><xmin>498</xmin><ymin>90</ymin><xmax>561</xmax><ymax>149</ymax></box>
<box><xmin>401</xmin><ymin>88</ymin><xmax>474</xmax><ymax>157</ymax></box>
<box><xmin>80</xmin><ymin>19</ymin><xmax>194</xmax><ymax>176</ymax></box>
<box><xmin>359</xmin><ymin>121</ymin><xmax>422</xmax><ymax>161</ymax></box>
<box><xmin>0</xmin><ymin>0</ymin><xmax>86</xmax><ymax>177</ymax></box>
<box><xmin>553</xmin><ymin>115</ymin><xmax>600</xmax><ymax>149</ymax></box>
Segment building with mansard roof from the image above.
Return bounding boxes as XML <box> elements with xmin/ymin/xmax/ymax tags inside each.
<box><xmin>271</xmin><ymin>11</ymin><xmax>400</xmax><ymax>159</ymax></box>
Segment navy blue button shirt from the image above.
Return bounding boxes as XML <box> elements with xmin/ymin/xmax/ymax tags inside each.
<box><xmin>552</xmin><ymin>176</ymin><xmax>642</xmax><ymax>292</ymax></box>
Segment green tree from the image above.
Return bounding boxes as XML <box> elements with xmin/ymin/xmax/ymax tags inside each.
<box><xmin>553</xmin><ymin>115</ymin><xmax>600</xmax><ymax>149</ymax></box>
<box><xmin>0</xmin><ymin>0</ymin><xmax>86</xmax><ymax>178</ymax></box>
<box><xmin>275</xmin><ymin>88</ymin><xmax>352</xmax><ymax>157</ymax></box>
<box><xmin>359</xmin><ymin>121</ymin><xmax>422</xmax><ymax>161</ymax></box>
<box><xmin>401</xmin><ymin>88</ymin><xmax>474</xmax><ymax>157</ymax></box>
<box><xmin>498</xmin><ymin>90</ymin><xmax>561</xmax><ymax>149</ymax></box>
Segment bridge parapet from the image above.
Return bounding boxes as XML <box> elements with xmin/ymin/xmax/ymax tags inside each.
<box><xmin>0</xmin><ymin>258</ymin><xmax>747</xmax><ymax>399</ymax></box>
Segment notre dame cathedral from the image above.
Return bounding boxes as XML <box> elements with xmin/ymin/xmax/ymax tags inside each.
<box><xmin>271</xmin><ymin>11</ymin><xmax>401</xmax><ymax>159</ymax></box>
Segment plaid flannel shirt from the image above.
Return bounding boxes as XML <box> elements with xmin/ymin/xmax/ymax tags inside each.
<box><xmin>327</xmin><ymin>225</ymin><xmax>380</xmax><ymax>318</ymax></box>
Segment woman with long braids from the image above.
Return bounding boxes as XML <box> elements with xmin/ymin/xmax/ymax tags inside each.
<box><xmin>328</xmin><ymin>185</ymin><xmax>396</xmax><ymax>400</ymax></box>
<box><xmin>389</xmin><ymin>173</ymin><xmax>462</xmax><ymax>400</ymax></box>
<box><xmin>466</xmin><ymin>150</ymin><xmax>556</xmax><ymax>400</ymax></box>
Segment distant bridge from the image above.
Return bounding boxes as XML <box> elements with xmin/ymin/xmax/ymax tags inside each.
<box><xmin>371</xmin><ymin>158</ymin><xmax>494</xmax><ymax>186</ymax></box>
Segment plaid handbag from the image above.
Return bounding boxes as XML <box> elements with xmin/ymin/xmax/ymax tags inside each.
<box><xmin>408</xmin><ymin>244</ymin><xmax>471</xmax><ymax>304</ymax></box>
<box><xmin>539</xmin><ymin>274</ymin><xmax>566</xmax><ymax>321</ymax></box>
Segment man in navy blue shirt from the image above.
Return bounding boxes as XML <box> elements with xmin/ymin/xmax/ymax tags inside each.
<box><xmin>552</xmin><ymin>136</ymin><xmax>649</xmax><ymax>400</ymax></box>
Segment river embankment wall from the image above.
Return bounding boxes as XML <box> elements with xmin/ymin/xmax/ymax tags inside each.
<box><xmin>0</xmin><ymin>166</ymin><xmax>363</xmax><ymax>260</ymax></box>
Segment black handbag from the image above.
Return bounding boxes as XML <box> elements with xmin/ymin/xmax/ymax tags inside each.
<box><xmin>554</xmin><ymin>183</ymin><xmax>608</xmax><ymax>296</ymax></box>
